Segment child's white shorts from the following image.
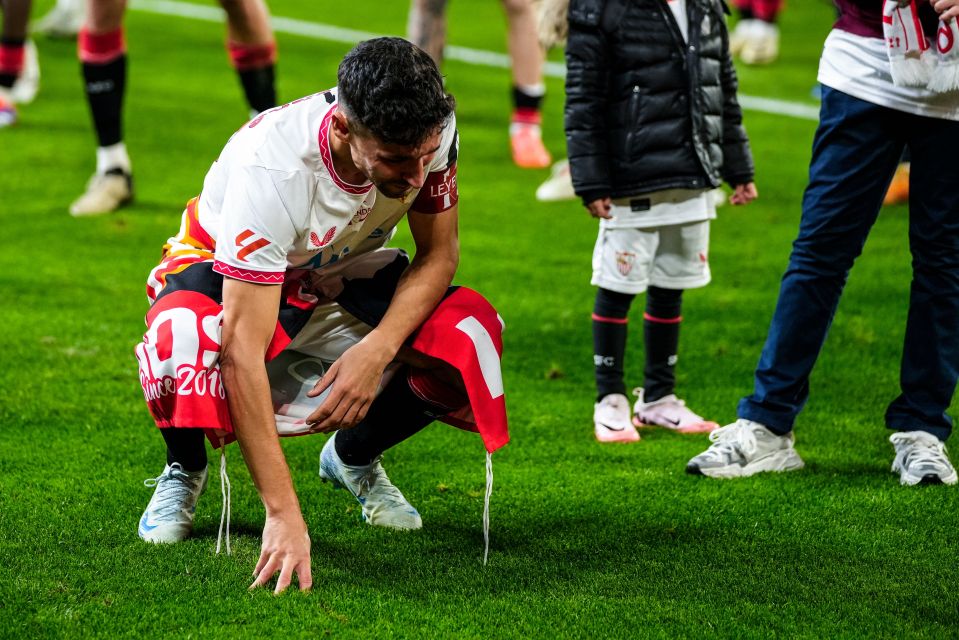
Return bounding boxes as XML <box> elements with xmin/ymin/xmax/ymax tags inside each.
<box><xmin>591</xmin><ymin>219</ymin><xmax>711</xmax><ymax>294</ymax></box>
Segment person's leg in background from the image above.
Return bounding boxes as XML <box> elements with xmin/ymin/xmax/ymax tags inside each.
<box><xmin>886</xmin><ymin>112</ymin><xmax>959</xmax><ymax>485</ymax></box>
<box><xmin>69</xmin><ymin>0</ymin><xmax>132</xmax><ymax>217</ymax></box>
<box><xmin>219</xmin><ymin>0</ymin><xmax>277</xmax><ymax>116</ymax></box>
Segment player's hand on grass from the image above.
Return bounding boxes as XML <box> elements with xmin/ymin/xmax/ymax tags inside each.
<box><xmin>585</xmin><ymin>197</ymin><xmax>613</xmax><ymax>219</ymax></box>
<box><xmin>251</xmin><ymin>512</ymin><xmax>312</xmax><ymax>594</ymax></box>
<box><xmin>933</xmin><ymin>0</ymin><xmax>959</xmax><ymax>20</ymax></box>
<box><xmin>729</xmin><ymin>182</ymin><xmax>758</xmax><ymax>206</ymax></box>
<box><xmin>305</xmin><ymin>333</ymin><xmax>394</xmax><ymax>431</ymax></box>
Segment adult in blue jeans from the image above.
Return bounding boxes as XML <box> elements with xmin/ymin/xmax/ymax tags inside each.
<box><xmin>687</xmin><ymin>0</ymin><xmax>959</xmax><ymax>485</ymax></box>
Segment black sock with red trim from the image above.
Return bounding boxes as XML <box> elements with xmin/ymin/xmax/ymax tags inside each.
<box><xmin>643</xmin><ymin>286</ymin><xmax>683</xmax><ymax>402</ymax></box>
<box><xmin>593</xmin><ymin>287</ymin><xmax>635</xmax><ymax>401</ymax></box>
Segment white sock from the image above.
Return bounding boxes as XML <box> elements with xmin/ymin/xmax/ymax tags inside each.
<box><xmin>96</xmin><ymin>142</ymin><xmax>131</xmax><ymax>175</ymax></box>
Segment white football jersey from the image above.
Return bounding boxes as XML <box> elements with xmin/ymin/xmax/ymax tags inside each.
<box><xmin>163</xmin><ymin>87</ymin><xmax>459</xmax><ymax>285</ymax></box>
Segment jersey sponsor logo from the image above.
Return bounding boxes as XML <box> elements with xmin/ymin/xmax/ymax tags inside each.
<box><xmin>350</xmin><ymin>206</ymin><xmax>373</xmax><ymax>226</ymax></box>
<box><xmin>309</xmin><ymin>226</ymin><xmax>337</xmax><ymax>249</ymax></box>
<box><xmin>616</xmin><ymin>251</ymin><xmax>636</xmax><ymax>276</ymax></box>
<box><xmin>235</xmin><ymin>229</ymin><xmax>270</xmax><ymax>262</ymax></box>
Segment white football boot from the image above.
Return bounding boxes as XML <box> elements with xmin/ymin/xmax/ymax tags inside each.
<box><xmin>319</xmin><ymin>433</ymin><xmax>422</xmax><ymax>530</ymax></box>
<box><xmin>686</xmin><ymin>419</ymin><xmax>804</xmax><ymax>478</ymax></box>
<box><xmin>33</xmin><ymin>0</ymin><xmax>84</xmax><ymax>39</ymax></box>
<box><xmin>594</xmin><ymin>393</ymin><xmax>640</xmax><ymax>443</ymax></box>
<box><xmin>890</xmin><ymin>431</ymin><xmax>958</xmax><ymax>486</ymax></box>
<box><xmin>69</xmin><ymin>168</ymin><xmax>133</xmax><ymax>216</ymax></box>
<box><xmin>632</xmin><ymin>388</ymin><xmax>718</xmax><ymax>434</ymax></box>
<box><xmin>138</xmin><ymin>463</ymin><xmax>208</xmax><ymax>543</ymax></box>
<box><xmin>535</xmin><ymin>159</ymin><xmax>576</xmax><ymax>202</ymax></box>
<box><xmin>10</xmin><ymin>41</ymin><xmax>40</xmax><ymax>104</ymax></box>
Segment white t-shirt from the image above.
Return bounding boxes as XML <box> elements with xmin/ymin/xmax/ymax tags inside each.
<box><xmin>164</xmin><ymin>88</ymin><xmax>459</xmax><ymax>285</ymax></box>
<box><xmin>818</xmin><ymin>29</ymin><xmax>959</xmax><ymax>121</ymax></box>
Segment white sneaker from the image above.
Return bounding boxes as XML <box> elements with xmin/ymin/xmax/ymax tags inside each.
<box><xmin>33</xmin><ymin>0</ymin><xmax>84</xmax><ymax>39</ymax></box>
<box><xmin>535</xmin><ymin>159</ymin><xmax>576</xmax><ymax>202</ymax></box>
<box><xmin>594</xmin><ymin>393</ymin><xmax>640</xmax><ymax>443</ymax></box>
<box><xmin>686</xmin><ymin>419</ymin><xmax>804</xmax><ymax>478</ymax></box>
<box><xmin>890</xmin><ymin>431</ymin><xmax>958</xmax><ymax>486</ymax></box>
<box><xmin>138</xmin><ymin>463</ymin><xmax>208</xmax><ymax>543</ymax></box>
<box><xmin>319</xmin><ymin>433</ymin><xmax>422</xmax><ymax>530</ymax></box>
<box><xmin>69</xmin><ymin>169</ymin><xmax>133</xmax><ymax>216</ymax></box>
<box><xmin>10</xmin><ymin>41</ymin><xmax>40</xmax><ymax>104</ymax></box>
<box><xmin>739</xmin><ymin>20</ymin><xmax>780</xmax><ymax>65</ymax></box>
<box><xmin>632</xmin><ymin>388</ymin><xmax>718</xmax><ymax>434</ymax></box>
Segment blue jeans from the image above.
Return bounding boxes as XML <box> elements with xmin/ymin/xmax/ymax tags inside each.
<box><xmin>738</xmin><ymin>87</ymin><xmax>959</xmax><ymax>441</ymax></box>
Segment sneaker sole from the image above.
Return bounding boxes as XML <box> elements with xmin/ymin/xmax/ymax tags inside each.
<box><xmin>893</xmin><ymin>465</ymin><xmax>958</xmax><ymax>486</ymax></box>
<box><xmin>594</xmin><ymin>422</ymin><xmax>640</xmax><ymax>443</ymax></box>
<box><xmin>633</xmin><ymin>415</ymin><xmax>718</xmax><ymax>434</ymax></box>
<box><xmin>687</xmin><ymin>449</ymin><xmax>805</xmax><ymax>479</ymax></box>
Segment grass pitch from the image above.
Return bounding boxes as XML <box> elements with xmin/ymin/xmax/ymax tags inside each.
<box><xmin>1</xmin><ymin>1</ymin><xmax>958</xmax><ymax>637</ymax></box>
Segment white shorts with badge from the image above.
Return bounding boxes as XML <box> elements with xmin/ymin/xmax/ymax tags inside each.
<box><xmin>590</xmin><ymin>189</ymin><xmax>714</xmax><ymax>294</ymax></box>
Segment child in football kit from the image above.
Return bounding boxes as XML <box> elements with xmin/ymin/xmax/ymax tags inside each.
<box><xmin>564</xmin><ymin>0</ymin><xmax>757</xmax><ymax>443</ymax></box>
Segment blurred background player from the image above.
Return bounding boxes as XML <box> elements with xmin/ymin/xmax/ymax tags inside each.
<box><xmin>407</xmin><ymin>0</ymin><xmax>551</xmax><ymax>168</ymax></box>
<box><xmin>69</xmin><ymin>0</ymin><xmax>279</xmax><ymax>216</ymax></box>
<box><xmin>33</xmin><ymin>0</ymin><xmax>82</xmax><ymax>38</ymax></box>
<box><xmin>729</xmin><ymin>0</ymin><xmax>783</xmax><ymax>65</ymax></box>
<box><xmin>1</xmin><ymin>0</ymin><xmax>40</xmax><ymax>127</ymax></box>
<box><xmin>565</xmin><ymin>0</ymin><xmax>756</xmax><ymax>443</ymax></box>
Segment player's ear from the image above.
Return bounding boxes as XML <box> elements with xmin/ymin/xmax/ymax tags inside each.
<box><xmin>330</xmin><ymin>109</ymin><xmax>352</xmax><ymax>142</ymax></box>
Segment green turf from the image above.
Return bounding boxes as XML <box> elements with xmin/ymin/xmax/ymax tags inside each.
<box><xmin>1</xmin><ymin>1</ymin><xmax>957</xmax><ymax>637</ymax></box>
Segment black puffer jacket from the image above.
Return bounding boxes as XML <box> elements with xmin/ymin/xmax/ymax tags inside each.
<box><xmin>565</xmin><ymin>0</ymin><xmax>754</xmax><ymax>203</ymax></box>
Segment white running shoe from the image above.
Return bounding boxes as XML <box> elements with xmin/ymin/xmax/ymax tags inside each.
<box><xmin>890</xmin><ymin>431</ymin><xmax>958</xmax><ymax>486</ymax></box>
<box><xmin>319</xmin><ymin>433</ymin><xmax>422</xmax><ymax>530</ymax></box>
<box><xmin>535</xmin><ymin>159</ymin><xmax>576</xmax><ymax>202</ymax></box>
<box><xmin>739</xmin><ymin>20</ymin><xmax>780</xmax><ymax>65</ymax></box>
<box><xmin>0</xmin><ymin>88</ymin><xmax>16</xmax><ymax>128</ymax></box>
<box><xmin>686</xmin><ymin>419</ymin><xmax>804</xmax><ymax>478</ymax></box>
<box><xmin>69</xmin><ymin>169</ymin><xmax>133</xmax><ymax>216</ymax></box>
<box><xmin>594</xmin><ymin>393</ymin><xmax>640</xmax><ymax>443</ymax></box>
<box><xmin>33</xmin><ymin>0</ymin><xmax>84</xmax><ymax>39</ymax></box>
<box><xmin>138</xmin><ymin>463</ymin><xmax>208</xmax><ymax>543</ymax></box>
<box><xmin>10</xmin><ymin>41</ymin><xmax>40</xmax><ymax>104</ymax></box>
<box><xmin>632</xmin><ymin>388</ymin><xmax>718</xmax><ymax>434</ymax></box>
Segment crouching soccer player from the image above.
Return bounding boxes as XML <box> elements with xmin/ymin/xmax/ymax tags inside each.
<box><xmin>133</xmin><ymin>38</ymin><xmax>508</xmax><ymax>593</ymax></box>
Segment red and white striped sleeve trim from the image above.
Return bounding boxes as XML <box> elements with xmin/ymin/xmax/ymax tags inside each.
<box><xmin>213</xmin><ymin>260</ymin><xmax>285</xmax><ymax>284</ymax></box>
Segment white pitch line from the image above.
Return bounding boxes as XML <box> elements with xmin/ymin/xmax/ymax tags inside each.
<box><xmin>130</xmin><ymin>0</ymin><xmax>819</xmax><ymax>122</ymax></box>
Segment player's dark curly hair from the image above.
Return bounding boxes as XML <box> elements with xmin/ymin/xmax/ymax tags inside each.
<box><xmin>338</xmin><ymin>37</ymin><xmax>455</xmax><ymax>147</ymax></box>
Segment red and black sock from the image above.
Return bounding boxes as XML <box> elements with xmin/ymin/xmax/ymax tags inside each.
<box><xmin>643</xmin><ymin>286</ymin><xmax>683</xmax><ymax>402</ymax></box>
<box><xmin>593</xmin><ymin>287</ymin><xmax>635</xmax><ymax>401</ymax></box>
<box><xmin>79</xmin><ymin>28</ymin><xmax>126</xmax><ymax>147</ymax></box>
<box><xmin>0</xmin><ymin>38</ymin><xmax>25</xmax><ymax>89</ymax></box>
<box><xmin>511</xmin><ymin>85</ymin><xmax>544</xmax><ymax>126</ymax></box>
<box><xmin>227</xmin><ymin>41</ymin><xmax>277</xmax><ymax>114</ymax></box>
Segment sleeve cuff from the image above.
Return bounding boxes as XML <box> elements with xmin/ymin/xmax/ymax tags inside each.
<box><xmin>213</xmin><ymin>260</ymin><xmax>285</xmax><ymax>284</ymax></box>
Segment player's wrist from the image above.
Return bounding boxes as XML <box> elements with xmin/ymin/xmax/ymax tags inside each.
<box><xmin>364</xmin><ymin>328</ymin><xmax>404</xmax><ymax>361</ymax></box>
